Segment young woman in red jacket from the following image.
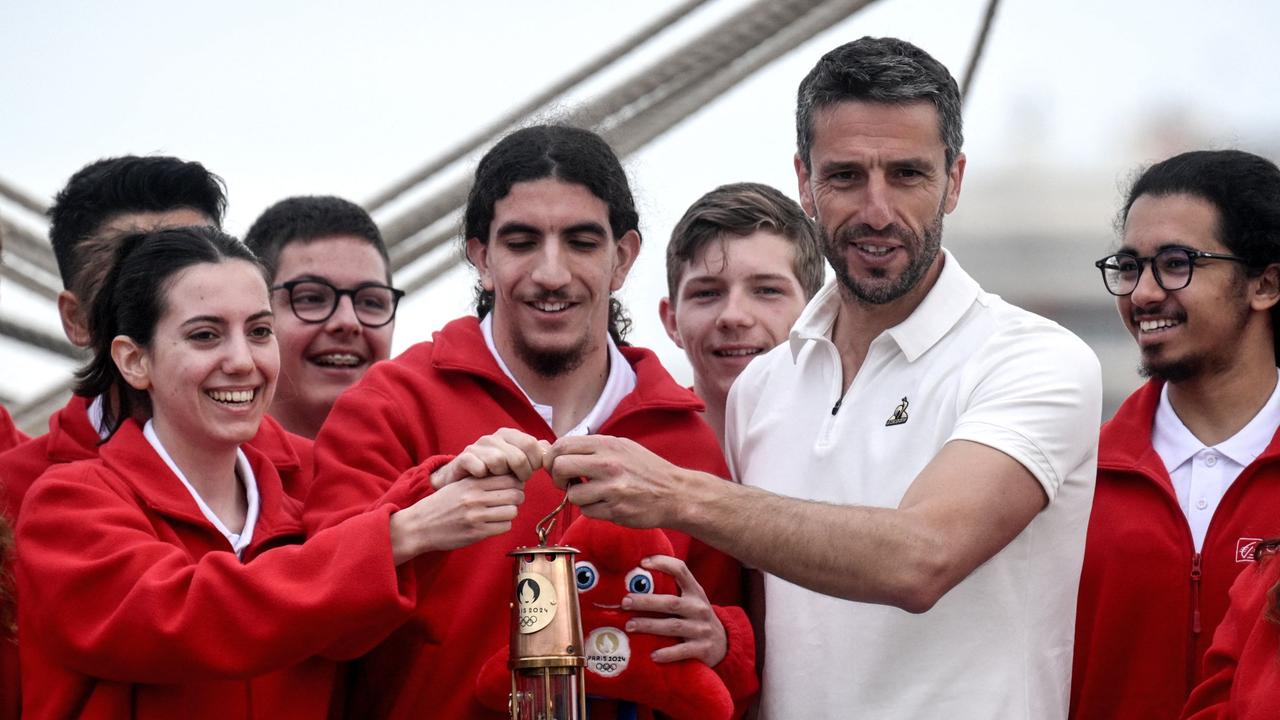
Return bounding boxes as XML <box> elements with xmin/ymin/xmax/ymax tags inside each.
<box><xmin>15</xmin><ymin>227</ymin><xmax>523</xmax><ymax>719</ymax></box>
<box><xmin>1182</xmin><ymin>539</ymin><xmax>1280</xmax><ymax>719</ymax></box>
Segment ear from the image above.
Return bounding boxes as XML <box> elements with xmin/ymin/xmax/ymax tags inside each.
<box><xmin>609</xmin><ymin>230</ymin><xmax>641</xmax><ymax>292</ymax></box>
<box><xmin>1251</xmin><ymin>263</ymin><xmax>1280</xmax><ymax>312</ymax></box>
<box><xmin>465</xmin><ymin>237</ymin><xmax>495</xmax><ymax>292</ymax></box>
<box><xmin>57</xmin><ymin>290</ymin><xmax>91</xmax><ymax>348</ymax></box>
<box><xmin>794</xmin><ymin>154</ymin><xmax>816</xmax><ymax>218</ymax></box>
<box><xmin>110</xmin><ymin>335</ymin><xmax>152</xmax><ymax>391</ymax></box>
<box><xmin>943</xmin><ymin>152</ymin><xmax>966</xmax><ymax>214</ymax></box>
<box><xmin>658</xmin><ymin>296</ymin><xmax>684</xmax><ymax>349</ymax></box>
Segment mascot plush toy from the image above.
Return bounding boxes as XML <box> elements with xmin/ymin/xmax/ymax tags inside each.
<box><xmin>476</xmin><ymin>516</ymin><xmax>734</xmax><ymax>719</ymax></box>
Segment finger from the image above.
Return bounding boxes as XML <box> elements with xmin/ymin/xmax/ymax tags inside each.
<box><xmin>473</xmin><ymin>504</ymin><xmax>519</xmax><ymax>523</ymax></box>
<box><xmin>548</xmin><ymin>455</ymin><xmax>606</xmax><ymax>485</ymax></box>
<box><xmin>565</xmin><ymin>479</ymin><xmax>609</xmax><ymax>507</ymax></box>
<box><xmin>625</xmin><ymin>614</ymin><xmax>700</xmax><ymax>638</ymax></box>
<box><xmin>544</xmin><ymin>435</ymin><xmax>599</xmax><ymax>468</ymax></box>
<box><xmin>454</xmin><ymin>452</ymin><xmax>493</xmax><ymax>480</ymax></box>
<box><xmin>623</xmin><ymin>592</ymin><xmax>689</xmax><ymax>617</ymax></box>
<box><xmin>500</xmin><ymin>430</ymin><xmax>551</xmax><ymax>475</ymax></box>
<box><xmin>649</xmin><ymin>642</ymin><xmax>702</xmax><ymax>664</ymax></box>
<box><xmin>478</xmin><ymin>446</ymin><xmax>518</xmax><ymax>478</ymax></box>
<box><xmin>640</xmin><ymin>555</ymin><xmax>707</xmax><ymax>602</ymax></box>
<box><xmin>479</xmin><ymin>520</ymin><xmax>514</xmax><ymax>538</ymax></box>
<box><xmin>481</xmin><ymin>489</ymin><xmax>525</xmax><ymax>510</ymax></box>
<box><xmin>472</xmin><ymin>474</ymin><xmax>523</xmax><ymax>492</ymax></box>
<box><xmin>496</xmin><ymin>442</ymin><xmax>534</xmax><ymax>482</ymax></box>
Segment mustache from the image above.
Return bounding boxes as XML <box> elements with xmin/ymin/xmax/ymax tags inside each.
<box><xmin>833</xmin><ymin>223</ymin><xmax>918</xmax><ymax>245</ymax></box>
<box><xmin>524</xmin><ymin>289</ymin><xmax>578</xmax><ymax>303</ymax></box>
<box><xmin>1130</xmin><ymin>305</ymin><xmax>1187</xmax><ymax>323</ymax></box>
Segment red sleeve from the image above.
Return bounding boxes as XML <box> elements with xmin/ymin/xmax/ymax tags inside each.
<box><xmin>17</xmin><ymin>465</ymin><xmax>417</xmax><ymax>684</ymax></box>
<box><xmin>0</xmin><ymin>406</ymin><xmax>26</xmax><ymax>454</ymax></box>
<box><xmin>1181</xmin><ymin>559</ymin><xmax>1277</xmax><ymax>719</ymax></box>
<box><xmin>711</xmin><ymin>604</ymin><xmax>759</xmax><ymax>711</ymax></box>
<box><xmin>305</xmin><ymin>382</ymin><xmax>432</xmax><ymax>533</ymax></box>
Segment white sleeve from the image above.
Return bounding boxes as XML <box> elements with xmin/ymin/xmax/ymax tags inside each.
<box><xmin>947</xmin><ymin>319</ymin><xmax>1102</xmax><ymax>501</ymax></box>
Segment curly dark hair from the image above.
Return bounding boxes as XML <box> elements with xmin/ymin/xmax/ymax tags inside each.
<box><xmin>463</xmin><ymin>124</ymin><xmax>639</xmax><ymax>345</ymax></box>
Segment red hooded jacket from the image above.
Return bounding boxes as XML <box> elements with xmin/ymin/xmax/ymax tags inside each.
<box><xmin>1072</xmin><ymin>380</ymin><xmax>1280</xmax><ymax>719</ymax></box>
<box><xmin>1181</xmin><ymin>554</ymin><xmax>1280</xmax><ymax>719</ymax></box>
<box><xmin>0</xmin><ymin>395</ymin><xmax>313</xmax><ymax>720</ymax></box>
<box><xmin>0</xmin><ymin>405</ymin><xmax>26</xmax><ymax>454</ymax></box>
<box><xmin>305</xmin><ymin>316</ymin><xmax>756</xmax><ymax>719</ymax></box>
<box><xmin>16</xmin><ymin>419</ymin><xmax>417</xmax><ymax>719</ymax></box>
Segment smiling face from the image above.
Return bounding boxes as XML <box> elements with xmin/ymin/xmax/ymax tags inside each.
<box><xmin>268</xmin><ymin>236</ymin><xmax>393</xmax><ymax>436</ymax></box>
<box><xmin>1118</xmin><ymin>193</ymin><xmax>1254</xmax><ymax>382</ymax></box>
<box><xmin>467</xmin><ymin>178</ymin><xmax>639</xmax><ymax>378</ymax></box>
<box><xmin>118</xmin><ymin>259</ymin><xmax>278</xmax><ymax>458</ymax></box>
<box><xmin>796</xmin><ymin>100</ymin><xmax>963</xmax><ymax>309</ymax></box>
<box><xmin>661</xmin><ymin>231</ymin><xmax>808</xmax><ymax>405</ymax></box>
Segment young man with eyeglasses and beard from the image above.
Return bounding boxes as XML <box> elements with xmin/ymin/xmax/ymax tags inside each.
<box><xmin>303</xmin><ymin>125</ymin><xmax>755</xmax><ymax>719</ymax></box>
<box><xmin>1072</xmin><ymin>150</ymin><xmax>1280</xmax><ymax>720</ymax></box>
<box><xmin>244</xmin><ymin>196</ymin><xmax>402</xmax><ymax>440</ymax></box>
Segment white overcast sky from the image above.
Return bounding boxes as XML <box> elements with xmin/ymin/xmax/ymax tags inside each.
<box><xmin>2</xmin><ymin>0</ymin><xmax>1279</xmax><ymax>403</ymax></box>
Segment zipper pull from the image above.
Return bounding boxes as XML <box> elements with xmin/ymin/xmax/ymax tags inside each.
<box><xmin>1190</xmin><ymin>553</ymin><xmax>1203</xmax><ymax>634</ymax></box>
<box><xmin>831</xmin><ymin>397</ymin><xmax>842</xmax><ymax>415</ymax></box>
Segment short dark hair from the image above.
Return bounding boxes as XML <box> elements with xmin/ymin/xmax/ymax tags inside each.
<box><xmin>463</xmin><ymin>125</ymin><xmax>640</xmax><ymax>343</ymax></box>
<box><xmin>796</xmin><ymin>36</ymin><xmax>963</xmax><ymax>171</ymax></box>
<box><xmin>243</xmin><ymin>195</ymin><xmax>389</xmax><ymax>283</ymax></box>
<box><xmin>1121</xmin><ymin>149</ymin><xmax>1280</xmax><ymax>362</ymax></box>
<box><xmin>75</xmin><ymin>226</ymin><xmax>265</xmax><ymax>437</ymax></box>
<box><xmin>665</xmin><ymin>182</ymin><xmax>824</xmax><ymax>304</ymax></box>
<box><xmin>47</xmin><ymin>156</ymin><xmax>226</xmax><ymax>290</ymax></box>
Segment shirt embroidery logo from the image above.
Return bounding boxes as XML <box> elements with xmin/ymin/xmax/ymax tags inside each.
<box><xmin>885</xmin><ymin>397</ymin><xmax>909</xmax><ymax>427</ymax></box>
<box><xmin>1237</xmin><ymin>537</ymin><xmax>1264</xmax><ymax>563</ymax></box>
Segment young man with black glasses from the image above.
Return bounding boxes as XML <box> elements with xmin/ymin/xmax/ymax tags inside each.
<box><xmin>1073</xmin><ymin>149</ymin><xmax>1280</xmax><ymax>719</ymax></box>
<box><xmin>245</xmin><ymin>195</ymin><xmax>402</xmax><ymax>439</ymax></box>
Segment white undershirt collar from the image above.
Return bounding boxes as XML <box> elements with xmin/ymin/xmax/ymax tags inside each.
<box><xmin>480</xmin><ymin>313</ymin><xmax>636</xmax><ymax>437</ymax></box>
<box><xmin>142</xmin><ymin>419</ymin><xmax>260</xmax><ymax>557</ymax></box>
<box><xmin>1152</xmin><ymin>368</ymin><xmax>1280</xmax><ymax>551</ymax></box>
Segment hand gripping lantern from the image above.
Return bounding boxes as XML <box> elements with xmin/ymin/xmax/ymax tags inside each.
<box><xmin>504</xmin><ymin>495</ymin><xmax>586</xmax><ymax>720</ymax></box>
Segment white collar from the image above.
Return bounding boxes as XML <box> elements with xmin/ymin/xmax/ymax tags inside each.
<box><xmin>1153</xmin><ymin>368</ymin><xmax>1280</xmax><ymax>469</ymax></box>
<box><xmin>790</xmin><ymin>248</ymin><xmax>979</xmax><ymax>362</ymax></box>
<box><xmin>480</xmin><ymin>313</ymin><xmax>636</xmax><ymax>437</ymax></box>
<box><xmin>142</xmin><ymin>420</ymin><xmax>260</xmax><ymax>557</ymax></box>
<box><xmin>87</xmin><ymin>395</ymin><xmax>111</xmax><ymax>440</ymax></box>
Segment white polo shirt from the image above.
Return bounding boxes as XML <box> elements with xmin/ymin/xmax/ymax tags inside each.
<box><xmin>725</xmin><ymin>250</ymin><xmax>1102</xmax><ymax>720</ymax></box>
<box><xmin>1153</xmin><ymin>369</ymin><xmax>1280</xmax><ymax>551</ymax></box>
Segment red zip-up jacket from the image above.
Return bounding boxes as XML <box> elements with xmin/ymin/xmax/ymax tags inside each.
<box><xmin>0</xmin><ymin>395</ymin><xmax>313</xmax><ymax>720</ymax></box>
<box><xmin>1181</xmin><ymin>554</ymin><xmax>1280</xmax><ymax>719</ymax></box>
<box><xmin>16</xmin><ymin>419</ymin><xmax>418</xmax><ymax>719</ymax></box>
<box><xmin>0</xmin><ymin>404</ymin><xmax>20</xmax><ymax>720</ymax></box>
<box><xmin>1071</xmin><ymin>380</ymin><xmax>1280</xmax><ymax>719</ymax></box>
<box><xmin>0</xmin><ymin>405</ymin><xmax>27</xmax><ymax>454</ymax></box>
<box><xmin>305</xmin><ymin>316</ymin><xmax>756</xmax><ymax>720</ymax></box>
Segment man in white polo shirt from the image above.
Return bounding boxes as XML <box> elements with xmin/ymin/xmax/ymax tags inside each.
<box><xmin>1072</xmin><ymin>150</ymin><xmax>1280</xmax><ymax>719</ymax></box>
<box><xmin>547</xmin><ymin>36</ymin><xmax>1102</xmax><ymax>718</ymax></box>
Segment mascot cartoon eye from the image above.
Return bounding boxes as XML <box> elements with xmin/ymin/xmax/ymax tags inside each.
<box><xmin>575</xmin><ymin>561</ymin><xmax>599</xmax><ymax>592</ymax></box>
<box><xmin>625</xmin><ymin>568</ymin><xmax>654</xmax><ymax>594</ymax></box>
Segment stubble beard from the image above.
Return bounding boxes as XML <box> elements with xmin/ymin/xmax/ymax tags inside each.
<box><xmin>1137</xmin><ymin>276</ymin><xmax>1251</xmax><ymax>383</ymax></box>
<box><xmin>514</xmin><ymin>331</ymin><xmax>590</xmax><ymax>378</ymax></box>
<box><xmin>821</xmin><ymin>200</ymin><xmax>946</xmax><ymax>306</ymax></box>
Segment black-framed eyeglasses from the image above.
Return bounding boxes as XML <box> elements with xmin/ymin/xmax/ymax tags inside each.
<box><xmin>272</xmin><ymin>279</ymin><xmax>405</xmax><ymax>327</ymax></box>
<box><xmin>1094</xmin><ymin>247</ymin><xmax>1250</xmax><ymax>297</ymax></box>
